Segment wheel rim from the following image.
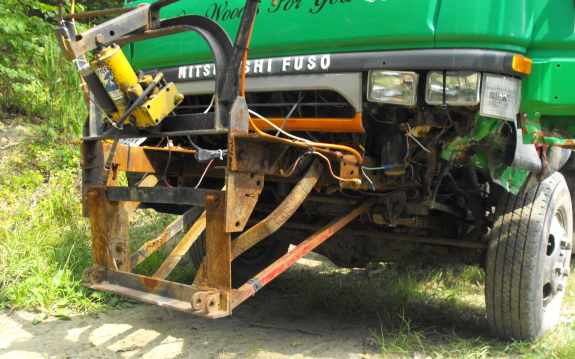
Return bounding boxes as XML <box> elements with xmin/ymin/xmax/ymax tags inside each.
<box><xmin>542</xmin><ymin>209</ymin><xmax>571</xmax><ymax>309</ymax></box>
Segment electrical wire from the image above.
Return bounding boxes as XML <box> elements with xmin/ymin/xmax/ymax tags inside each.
<box><xmin>368</xmin><ymin>112</ymin><xmax>394</xmax><ymax>124</ymax></box>
<box><xmin>434</xmin><ymin>119</ymin><xmax>449</xmax><ymax>142</ymax></box>
<box><xmin>281</xmin><ymin>154</ymin><xmax>308</xmax><ymax>177</ymax></box>
<box><xmin>88</xmin><ymin>96</ymin><xmax>123</xmax><ymax>130</ymax></box>
<box><xmin>186</xmin><ymin>135</ymin><xmax>202</xmax><ymax>151</ymax></box>
<box><xmin>194</xmin><ymin>159</ymin><xmax>214</xmax><ymax>188</ymax></box>
<box><xmin>163</xmin><ymin>136</ymin><xmax>173</xmax><ymax>188</ymax></box>
<box><xmin>361</xmin><ymin>166</ymin><xmax>375</xmax><ymax>191</ymax></box>
<box><xmin>249</xmin><ymin>109</ymin><xmax>312</xmax><ymax>142</ymax></box>
<box><xmin>317</xmin><ymin>93</ymin><xmax>345</xmax><ymax>108</ymax></box>
<box><xmin>204</xmin><ymin>95</ymin><xmax>215</xmax><ymax>113</ymax></box>
<box><xmin>276</xmin><ymin>92</ymin><xmax>304</xmax><ymax>136</ymax></box>
<box><xmin>312</xmin><ymin>152</ymin><xmax>357</xmax><ymax>183</ymax></box>
<box><xmin>134</xmin><ymin>173</ymin><xmax>149</xmax><ymax>186</ymax></box>
<box><xmin>280</xmin><ymin>150</ymin><xmax>358</xmax><ymax>184</ymax></box>
<box><xmin>362</xmin><ymin>165</ymin><xmax>395</xmax><ymax>171</ymax></box>
<box><xmin>406</xmin><ymin>123</ymin><xmax>430</xmax><ymax>153</ymax></box>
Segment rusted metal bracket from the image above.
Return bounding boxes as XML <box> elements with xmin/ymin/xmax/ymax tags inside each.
<box><xmin>225</xmin><ymin>97</ymin><xmax>264</xmax><ymax>232</ymax></box>
<box><xmin>195</xmin><ymin>190</ymin><xmax>232</xmax><ymax>317</ymax></box>
<box><xmin>85</xmin><ymin>186</ymin><xmax>130</xmax><ymax>271</ymax></box>
<box><xmin>55</xmin><ymin>0</ymin><xmax>184</xmax><ymax>60</ymax></box>
<box><xmin>231</xmin><ymin>159</ymin><xmax>323</xmax><ymax>259</ymax></box>
<box><xmin>55</xmin><ymin>4</ymin><xmax>151</xmax><ymax>60</ymax></box>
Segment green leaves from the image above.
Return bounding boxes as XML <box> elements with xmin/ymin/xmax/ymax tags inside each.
<box><xmin>0</xmin><ymin>0</ymin><xmax>86</xmax><ymax>139</ymax></box>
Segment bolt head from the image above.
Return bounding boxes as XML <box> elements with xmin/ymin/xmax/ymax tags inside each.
<box><xmin>95</xmin><ymin>34</ymin><xmax>105</xmax><ymax>45</ymax></box>
<box><xmin>558</xmin><ymin>282</ymin><xmax>565</xmax><ymax>291</ymax></box>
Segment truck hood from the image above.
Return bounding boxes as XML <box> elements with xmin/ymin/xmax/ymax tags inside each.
<box><xmin>126</xmin><ymin>0</ymin><xmax>533</xmax><ymax>70</ymax></box>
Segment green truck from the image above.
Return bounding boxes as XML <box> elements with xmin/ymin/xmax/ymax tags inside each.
<box><xmin>55</xmin><ymin>0</ymin><xmax>575</xmax><ymax>341</ymax></box>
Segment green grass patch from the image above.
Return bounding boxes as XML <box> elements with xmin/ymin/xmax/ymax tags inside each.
<box><xmin>272</xmin><ymin>260</ymin><xmax>575</xmax><ymax>358</ymax></box>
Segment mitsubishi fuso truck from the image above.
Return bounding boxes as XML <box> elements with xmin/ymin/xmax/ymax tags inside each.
<box><xmin>55</xmin><ymin>0</ymin><xmax>575</xmax><ymax>341</ymax></box>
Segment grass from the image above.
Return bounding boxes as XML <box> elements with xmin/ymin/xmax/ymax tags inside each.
<box><xmin>0</xmin><ymin>130</ymin><xmax>99</xmax><ymax>314</ymax></box>
<box><xmin>272</xmin><ymin>260</ymin><xmax>575</xmax><ymax>358</ymax></box>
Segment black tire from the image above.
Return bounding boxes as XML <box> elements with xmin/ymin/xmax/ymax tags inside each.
<box><xmin>486</xmin><ymin>172</ymin><xmax>573</xmax><ymax>341</ymax></box>
<box><xmin>190</xmin><ymin>232</ymin><xmax>289</xmax><ymax>288</ymax></box>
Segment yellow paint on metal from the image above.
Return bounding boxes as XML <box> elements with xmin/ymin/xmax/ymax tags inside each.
<box><xmin>91</xmin><ymin>44</ymin><xmax>183</xmax><ymax>127</ymax></box>
<box><xmin>91</xmin><ymin>44</ymin><xmax>140</xmax><ymax>113</ymax></box>
<box><xmin>132</xmin><ymin>83</ymin><xmax>184</xmax><ymax>127</ymax></box>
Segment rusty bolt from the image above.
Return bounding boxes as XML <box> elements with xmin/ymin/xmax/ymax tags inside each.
<box><xmin>206</xmin><ymin>193</ymin><xmax>220</xmax><ymax>205</ymax></box>
<box><xmin>85</xmin><ymin>153</ymin><xmax>97</xmax><ymax>163</ymax></box>
<box><xmin>259</xmin><ymin>158</ymin><xmax>269</xmax><ymax>169</ymax></box>
<box><xmin>236</xmin><ymin>149</ymin><xmax>246</xmax><ymax>162</ymax></box>
<box><xmin>95</xmin><ymin>34</ymin><xmax>105</xmax><ymax>45</ymax></box>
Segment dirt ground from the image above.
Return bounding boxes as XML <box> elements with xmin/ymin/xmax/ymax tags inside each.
<box><xmin>0</xmin><ymin>258</ymin><xmax>380</xmax><ymax>359</ymax></box>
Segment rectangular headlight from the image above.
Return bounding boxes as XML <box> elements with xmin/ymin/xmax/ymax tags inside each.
<box><xmin>367</xmin><ymin>71</ymin><xmax>418</xmax><ymax>106</ymax></box>
<box><xmin>479</xmin><ymin>73</ymin><xmax>521</xmax><ymax>121</ymax></box>
<box><xmin>425</xmin><ymin>71</ymin><xmax>480</xmax><ymax>105</ymax></box>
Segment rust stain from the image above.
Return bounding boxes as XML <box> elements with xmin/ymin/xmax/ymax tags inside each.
<box><xmin>143</xmin><ymin>276</ymin><xmax>160</xmax><ymax>292</ymax></box>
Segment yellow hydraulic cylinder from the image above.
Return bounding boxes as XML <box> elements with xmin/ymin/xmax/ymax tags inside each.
<box><xmin>90</xmin><ymin>44</ymin><xmax>141</xmax><ymax>114</ymax></box>
<box><xmin>90</xmin><ymin>43</ymin><xmax>183</xmax><ymax>127</ymax></box>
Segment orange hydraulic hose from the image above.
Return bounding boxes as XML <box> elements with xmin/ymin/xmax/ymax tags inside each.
<box><xmin>238</xmin><ymin>7</ymin><xmax>363</xmax><ymax>165</ymax></box>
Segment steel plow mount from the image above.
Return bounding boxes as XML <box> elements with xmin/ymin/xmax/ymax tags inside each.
<box><xmin>61</xmin><ymin>0</ymin><xmax>378</xmax><ymax>318</ymax></box>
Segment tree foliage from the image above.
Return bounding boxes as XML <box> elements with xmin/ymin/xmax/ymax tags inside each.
<box><xmin>0</xmin><ymin>0</ymin><xmax>124</xmax><ymax>138</ymax></box>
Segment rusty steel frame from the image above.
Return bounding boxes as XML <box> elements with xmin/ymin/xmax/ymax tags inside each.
<box><xmin>75</xmin><ymin>0</ymin><xmax>384</xmax><ymax>319</ymax></box>
<box><xmin>231</xmin><ymin>197</ymin><xmax>378</xmax><ymax>309</ymax></box>
<box><xmin>231</xmin><ymin>158</ymin><xmax>323</xmax><ymax>260</ymax></box>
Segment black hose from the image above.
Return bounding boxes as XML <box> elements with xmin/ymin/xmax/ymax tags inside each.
<box><xmin>462</xmin><ymin>167</ymin><xmax>486</xmax><ymax>226</ymax></box>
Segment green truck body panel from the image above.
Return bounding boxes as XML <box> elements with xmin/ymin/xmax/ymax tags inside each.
<box><xmin>126</xmin><ymin>0</ymin><xmax>538</xmax><ymax>67</ymax></box>
<box><xmin>126</xmin><ymin>0</ymin><xmax>575</xmax><ymax>115</ymax></box>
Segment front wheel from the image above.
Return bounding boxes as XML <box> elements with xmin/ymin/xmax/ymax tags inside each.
<box><xmin>486</xmin><ymin>172</ymin><xmax>572</xmax><ymax>341</ymax></box>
